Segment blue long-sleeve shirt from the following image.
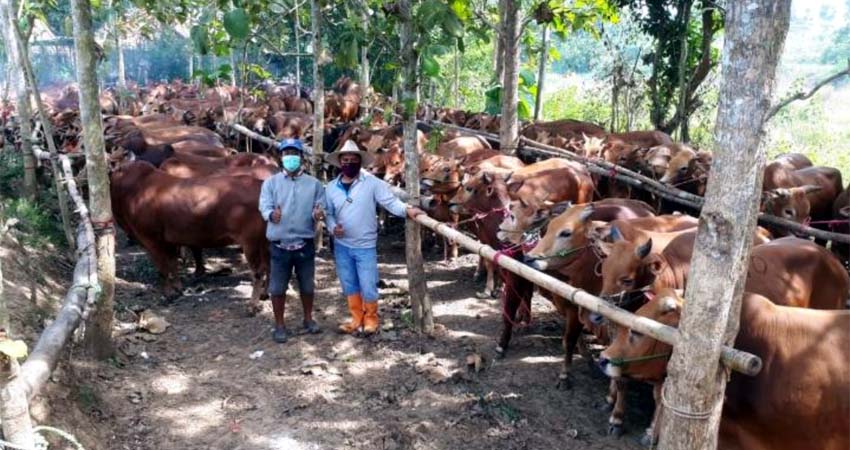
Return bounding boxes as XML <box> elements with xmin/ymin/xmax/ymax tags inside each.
<box><xmin>259</xmin><ymin>170</ymin><xmax>325</xmax><ymax>245</ymax></box>
<box><xmin>324</xmin><ymin>170</ymin><xmax>409</xmax><ymax>249</ymax></box>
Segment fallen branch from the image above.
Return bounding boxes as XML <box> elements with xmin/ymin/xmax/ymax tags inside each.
<box><xmin>765</xmin><ymin>61</ymin><xmax>850</xmax><ymax>121</ymax></box>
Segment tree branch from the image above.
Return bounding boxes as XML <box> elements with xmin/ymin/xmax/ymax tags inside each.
<box><xmin>471</xmin><ymin>1</ymin><xmax>500</xmax><ymax>33</ymax></box>
<box><xmin>765</xmin><ymin>62</ymin><xmax>850</xmax><ymax>121</ymax></box>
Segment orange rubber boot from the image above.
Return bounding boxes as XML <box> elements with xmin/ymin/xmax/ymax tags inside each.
<box><xmin>363</xmin><ymin>302</ymin><xmax>380</xmax><ymax>335</ymax></box>
<box><xmin>338</xmin><ymin>294</ymin><xmax>364</xmax><ymax>334</ymax></box>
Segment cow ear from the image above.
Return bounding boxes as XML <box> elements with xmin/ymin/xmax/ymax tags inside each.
<box><xmin>799</xmin><ymin>184</ymin><xmax>822</xmax><ymax>194</ymax></box>
<box><xmin>578</xmin><ymin>205</ymin><xmax>594</xmax><ymax>222</ymax></box>
<box><xmin>503</xmin><ymin>171</ymin><xmax>514</xmax><ymax>183</ymax></box>
<box><xmin>635</xmin><ymin>238</ymin><xmax>652</xmax><ymax>259</ymax></box>
<box><xmin>483</xmin><ymin>172</ymin><xmax>493</xmax><ymax>184</ymax></box>
<box><xmin>507</xmin><ymin>180</ymin><xmax>524</xmax><ymax>195</ymax></box>
<box><xmin>647</xmin><ymin>255</ymin><xmax>666</xmax><ymax>276</ymax></box>
<box><xmin>550</xmin><ymin>201</ymin><xmax>572</xmax><ymax>216</ymax></box>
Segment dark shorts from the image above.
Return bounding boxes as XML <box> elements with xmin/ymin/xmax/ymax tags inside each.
<box><xmin>268</xmin><ymin>239</ymin><xmax>316</xmax><ymax>296</ymax></box>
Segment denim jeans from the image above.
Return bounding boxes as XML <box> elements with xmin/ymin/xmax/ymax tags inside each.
<box><xmin>333</xmin><ymin>243</ymin><xmax>379</xmax><ymax>302</ymax></box>
<box><xmin>268</xmin><ymin>240</ymin><xmax>316</xmax><ymax>297</ymax></box>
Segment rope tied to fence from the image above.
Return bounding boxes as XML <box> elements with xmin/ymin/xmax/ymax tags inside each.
<box><xmin>660</xmin><ymin>382</ymin><xmax>717</xmax><ymax>421</ymax></box>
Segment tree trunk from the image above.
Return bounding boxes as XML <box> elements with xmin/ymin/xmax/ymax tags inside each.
<box><xmin>493</xmin><ymin>0</ymin><xmax>506</xmax><ymax>84</ymax></box>
<box><xmin>656</xmin><ymin>1</ymin><xmax>791</xmax><ymax>449</ymax></box>
<box><xmin>188</xmin><ymin>51</ymin><xmax>194</xmax><ymax>81</ymax></box>
<box><xmin>359</xmin><ymin>2</ymin><xmax>370</xmax><ymax>101</ymax></box>
<box><xmin>295</xmin><ymin>9</ymin><xmax>301</xmax><ymax>88</ymax></box>
<box><xmin>453</xmin><ymin>48</ymin><xmax>460</xmax><ymax>109</ymax></box>
<box><xmin>0</xmin><ymin>0</ymin><xmax>36</xmax><ymax>201</ymax></box>
<box><xmin>9</xmin><ymin>3</ymin><xmax>75</xmax><ymax>249</ymax></box>
<box><xmin>116</xmin><ymin>35</ymin><xmax>126</xmax><ymax>87</ymax></box>
<box><xmin>70</xmin><ymin>0</ymin><xmax>116</xmax><ymax>360</ymax></box>
<box><xmin>499</xmin><ymin>0</ymin><xmax>521</xmax><ymax>154</ymax></box>
<box><xmin>676</xmin><ymin>0</ymin><xmax>692</xmax><ymax>141</ymax></box>
<box><xmin>399</xmin><ymin>0</ymin><xmax>433</xmax><ymax>334</ymax></box>
<box><xmin>533</xmin><ymin>25</ymin><xmax>548</xmax><ymax>121</ymax></box>
<box><xmin>230</xmin><ymin>51</ymin><xmax>237</xmax><ymax>88</ymax></box>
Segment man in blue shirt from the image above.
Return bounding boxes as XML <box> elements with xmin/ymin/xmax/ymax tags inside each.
<box><xmin>259</xmin><ymin>138</ymin><xmax>325</xmax><ymax>343</ymax></box>
<box><xmin>325</xmin><ymin>140</ymin><xmax>425</xmax><ymax>335</ymax></box>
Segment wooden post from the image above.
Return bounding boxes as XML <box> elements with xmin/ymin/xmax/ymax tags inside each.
<box><xmin>675</xmin><ymin>0</ymin><xmax>691</xmax><ymax>141</ymax></box>
<box><xmin>656</xmin><ymin>1</ymin><xmax>791</xmax><ymax>449</ymax></box>
<box><xmin>499</xmin><ymin>0</ymin><xmax>521</xmax><ymax>154</ymax></box>
<box><xmin>533</xmin><ymin>24</ymin><xmax>548</xmax><ymax>121</ymax></box>
<box><xmin>311</xmin><ymin>0</ymin><xmax>326</xmax><ymax>250</ymax></box>
<box><xmin>0</xmin><ymin>0</ymin><xmax>36</xmax><ymax>201</ymax></box>
<box><xmin>70</xmin><ymin>0</ymin><xmax>117</xmax><ymax>360</ymax></box>
<box><xmin>399</xmin><ymin>0</ymin><xmax>433</xmax><ymax>334</ymax></box>
<box><xmin>453</xmin><ymin>47</ymin><xmax>460</xmax><ymax>109</ymax></box>
<box><xmin>9</xmin><ymin>2</ymin><xmax>75</xmax><ymax>250</ymax></box>
<box><xmin>295</xmin><ymin>8</ymin><xmax>301</xmax><ymax>88</ymax></box>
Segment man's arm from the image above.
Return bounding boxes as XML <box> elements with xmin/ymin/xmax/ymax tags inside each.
<box><xmin>324</xmin><ymin>187</ymin><xmax>337</xmax><ymax>231</ymax></box>
<box><xmin>258</xmin><ymin>178</ymin><xmax>275</xmax><ymax>221</ymax></box>
<box><xmin>374</xmin><ymin>177</ymin><xmax>413</xmax><ymax>218</ymax></box>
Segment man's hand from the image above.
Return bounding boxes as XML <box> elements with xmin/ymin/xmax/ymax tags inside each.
<box><xmin>271</xmin><ymin>206</ymin><xmax>282</xmax><ymax>224</ymax></box>
<box><xmin>313</xmin><ymin>204</ymin><xmax>325</xmax><ymax>221</ymax></box>
<box><xmin>333</xmin><ymin>223</ymin><xmax>344</xmax><ymax>237</ymax></box>
<box><xmin>406</xmin><ymin>206</ymin><xmax>426</xmax><ymax>220</ymax></box>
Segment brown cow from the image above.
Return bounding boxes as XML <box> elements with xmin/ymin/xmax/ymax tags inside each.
<box><xmin>110</xmin><ymin>161</ymin><xmax>269</xmax><ymax>307</ymax></box>
<box><xmin>761</xmin><ymin>165</ymin><xmax>843</xmax><ymax>236</ymax></box>
<box><xmin>599</xmin><ymin>289</ymin><xmax>850</xmax><ymax>449</ymax></box>
<box><xmin>267</xmin><ymin>111</ymin><xmax>312</xmax><ymax>139</ymax></box>
<box><xmin>641</xmin><ymin>235</ymin><xmax>847</xmax><ymax>309</ymax></box>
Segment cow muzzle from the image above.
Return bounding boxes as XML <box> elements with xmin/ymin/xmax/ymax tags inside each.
<box><xmin>522</xmin><ymin>255</ymin><xmax>548</xmax><ymax>271</ymax></box>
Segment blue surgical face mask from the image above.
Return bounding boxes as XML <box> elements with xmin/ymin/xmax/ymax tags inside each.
<box><xmin>282</xmin><ymin>154</ymin><xmax>301</xmax><ymax>172</ymax></box>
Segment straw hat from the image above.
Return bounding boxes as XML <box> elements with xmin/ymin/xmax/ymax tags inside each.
<box><xmin>325</xmin><ymin>140</ymin><xmax>374</xmax><ymax>168</ymax></box>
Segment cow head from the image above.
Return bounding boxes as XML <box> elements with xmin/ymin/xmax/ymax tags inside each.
<box><xmin>761</xmin><ymin>185</ymin><xmax>821</xmax><ymax>224</ymax></box>
<box><xmin>595</xmin><ymin>226</ymin><xmax>658</xmax><ymax>297</ymax></box>
<box><xmin>448</xmin><ymin>171</ymin><xmax>509</xmax><ymax>218</ymax></box>
<box><xmin>524</xmin><ymin>203</ymin><xmax>596</xmax><ymax>271</ymax></box>
<box><xmin>582</xmin><ymin>134</ymin><xmax>606</xmax><ymax>158</ymax></box>
<box><xmin>498</xmin><ymin>199</ymin><xmax>572</xmax><ymax>244</ymax></box>
<box><xmin>641</xmin><ymin>145</ymin><xmax>677</xmax><ymax>179</ymax></box>
<box><xmin>598</xmin><ymin>288</ymin><xmax>681</xmax><ymax>381</ymax></box>
<box><xmin>660</xmin><ymin>149</ymin><xmax>712</xmax><ymax>186</ymax></box>
<box><xmin>382</xmin><ymin>146</ymin><xmax>406</xmax><ymax>186</ymax></box>
<box><xmin>421</xmin><ymin>154</ymin><xmax>460</xmax><ymax>191</ymax></box>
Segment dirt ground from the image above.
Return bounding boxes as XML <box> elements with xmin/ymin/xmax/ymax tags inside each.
<box><xmin>61</xmin><ymin>222</ymin><xmax>654</xmax><ymax>450</ymax></box>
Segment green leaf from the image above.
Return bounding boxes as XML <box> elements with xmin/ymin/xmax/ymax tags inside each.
<box><xmin>517</xmin><ymin>98</ymin><xmax>532</xmax><ymax>120</ymax></box>
<box><xmin>442</xmin><ymin>14</ymin><xmax>464</xmax><ymax>37</ymax></box>
<box><xmin>223</xmin><ymin>8</ymin><xmax>250</xmax><ymax>40</ymax></box>
<box><xmin>190</xmin><ymin>25</ymin><xmax>209</xmax><ymax>55</ymax></box>
<box><xmin>519</xmin><ymin>69</ymin><xmax>536</xmax><ymax>87</ymax></box>
<box><xmin>402</xmin><ymin>98</ymin><xmax>417</xmax><ymax>119</ymax></box>
<box><xmin>0</xmin><ymin>340</ymin><xmax>28</xmax><ymax>360</ymax></box>
<box><xmin>484</xmin><ymin>86</ymin><xmax>501</xmax><ymax>115</ymax></box>
<box><xmin>548</xmin><ymin>45</ymin><xmax>561</xmax><ymax>62</ymax></box>
<box><xmin>422</xmin><ymin>54</ymin><xmax>440</xmax><ymax>77</ymax></box>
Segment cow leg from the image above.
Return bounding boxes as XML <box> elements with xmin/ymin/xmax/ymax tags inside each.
<box><xmin>476</xmin><ymin>259</ymin><xmax>495</xmax><ymax>299</ymax></box>
<box><xmin>378</xmin><ymin>209</ymin><xmax>388</xmax><ymax>235</ymax></box>
<box><xmin>496</xmin><ymin>277</ymin><xmax>521</xmax><ymax>358</ymax></box>
<box><xmin>473</xmin><ymin>256</ymin><xmax>486</xmax><ymax>282</ymax></box>
<box><xmin>191</xmin><ymin>246</ymin><xmax>206</xmax><ymax>278</ymax></box>
<box><xmin>242</xmin><ymin>240</ymin><xmax>270</xmax><ymax>314</ymax></box>
<box><xmin>558</xmin><ymin>304</ymin><xmax>583</xmax><ymax>390</ymax></box>
<box><xmin>641</xmin><ymin>383</ymin><xmax>663</xmax><ymax>447</ymax></box>
<box><xmin>607</xmin><ymin>379</ymin><xmax>628</xmax><ymax>437</ymax></box>
<box><xmin>144</xmin><ymin>241</ymin><xmax>182</xmax><ymax>300</ymax></box>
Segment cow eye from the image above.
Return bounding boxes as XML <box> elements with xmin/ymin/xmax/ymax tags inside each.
<box><xmin>679</xmin><ymin>166</ymin><xmax>687</xmax><ymax>172</ymax></box>
<box><xmin>620</xmin><ymin>277</ymin><xmax>634</xmax><ymax>287</ymax></box>
<box><xmin>628</xmin><ymin>330</ymin><xmax>643</xmax><ymax>342</ymax></box>
<box><xmin>465</xmin><ymin>186</ymin><xmax>473</xmax><ymax>192</ymax></box>
<box><xmin>559</xmin><ymin>230</ymin><xmax>572</xmax><ymax>238</ymax></box>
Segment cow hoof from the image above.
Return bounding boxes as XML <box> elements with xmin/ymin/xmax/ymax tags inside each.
<box><xmin>259</xmin><ymin>292</ymin><xmax>270</xmax><ymax>301</ymax></box>
<box><xmin>556</xmin><ymin>374</ymin><xmax>573</xmax><ymax>390</ymax></box>
<box><xmin>475</xmin><ymin>291</ymin><xmax>491</xmax><ymax>299</ymax></box>
<box><xmin>494</xmin><ymin>346</ymin><xmax>506</xmax><ymax>359</ymax></box>
<box><xmin>245</xmin><ymin>302</ymin><xmax>263</xmax><ymax>317</ymax></box>
<box><xmin>490</xmin><ymin>289</ymin><xmax>500</xmax><ymax>299</ymax></box>
<box><xmin>607</xmin><ymin>424</ymin><xmax>624</xmax><ymax>438</ymax></box>
<box><xmin>473</xmin><ymin>272</ymin><xmax>485</xmax><ymax>283</ymax></box>
<box><xmin>639</xmin><ymin>432</ymin><xmax>656</xmax><ymax>447</ymax></box>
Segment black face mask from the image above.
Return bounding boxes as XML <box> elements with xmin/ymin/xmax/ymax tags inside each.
<box><xmin>341</xmin><ymin>162</ymin><xmax>361</xmax><ymax>178</ymax></box>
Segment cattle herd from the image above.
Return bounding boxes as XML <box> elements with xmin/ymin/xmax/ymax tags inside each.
<box><xmin>1</xmin><ymin>75</ymin><xmax>849</xmax><ymax>449</ymax></box>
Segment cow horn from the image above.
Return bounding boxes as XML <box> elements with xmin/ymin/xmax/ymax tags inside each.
<box><xmin>609</xmin><ymin>225</ymin><xmax>623</xmax><ymax>242</ymax></box>
<box><xmin>578</xmin><ymin>205</ymin><xmax>594</xmax><ymax>222</ymax></box>
<box><xmin>774</xmin><ymin>188</ymin><xmax>791</xmax><ymax>198</ymax></box>
<box><xmin>635</xmin><ymin>238</ymin><xmax>652</xmax><ymax>259</ymax></box>
<box><xmin>800</xmin><ymin>185</ymin><xmax>822</xmax><ymax>194</ymax></box>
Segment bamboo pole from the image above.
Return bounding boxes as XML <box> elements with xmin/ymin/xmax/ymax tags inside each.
<box><xmin>0</xmin><ymin>155</ymin><xmax>97</xmax><ymax>448</ymax></box>
<box><xmin>411</xmin><ymin>213</ymin><xmax>762</xmax><ymax>376</ymax></box>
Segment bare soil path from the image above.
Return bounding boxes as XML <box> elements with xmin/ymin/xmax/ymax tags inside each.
<box><xmin>79</xmin><ymin>225</ymin><xmax>652</xmax><ymax>450</ymax></box>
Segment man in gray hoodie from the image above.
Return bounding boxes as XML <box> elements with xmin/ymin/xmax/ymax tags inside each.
<box><xmin>259</xmin><ymin>138</ymin><xmax>325</xmax><ymax>343</ymax></box>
